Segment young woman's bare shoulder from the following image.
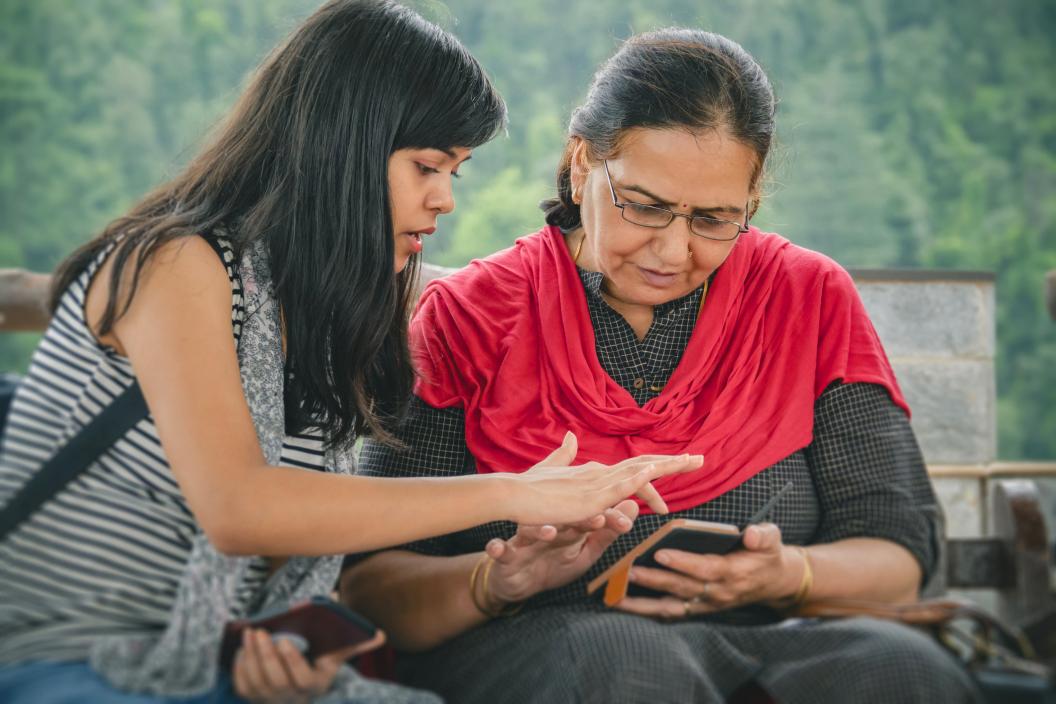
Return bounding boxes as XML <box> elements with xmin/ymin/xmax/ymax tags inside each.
<box><xmin>87</xmin><ymin>235</ymin><xmax>232</xmax><ymax>355</ymax></box>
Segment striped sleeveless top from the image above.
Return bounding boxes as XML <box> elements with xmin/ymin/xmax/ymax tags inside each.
<box><xmin>0</xmin><ymin>234</ymin><xmax>326</xmax><ymax>663</ymax></box>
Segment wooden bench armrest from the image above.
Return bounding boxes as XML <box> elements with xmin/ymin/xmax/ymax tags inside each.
<box><xmin>0</xmin><ymin>269</ymin><xmax>51</xmax><ymax>332</ymax></box>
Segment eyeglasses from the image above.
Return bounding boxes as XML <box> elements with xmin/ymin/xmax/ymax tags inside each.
<box><xmin>602</xmin><ymin>160</ymin><xmax>750</xmax><ymax>242</ymax></box>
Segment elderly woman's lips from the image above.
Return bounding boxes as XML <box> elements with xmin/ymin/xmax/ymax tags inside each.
<box><xmin>638</xmin><ymin>267</ymin><xmax>679</xmax><ymax>287</ymax></box>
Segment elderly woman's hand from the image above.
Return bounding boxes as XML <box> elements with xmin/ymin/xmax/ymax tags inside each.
<box><xmin>477</xmin><ymin>499</ymin><xmax>639</xmax><ymax>608</ymax></box>
<box><xmin>612</xmin><ymin>523</ymin><xmax>809</xmax><ymax>619</ymax></box>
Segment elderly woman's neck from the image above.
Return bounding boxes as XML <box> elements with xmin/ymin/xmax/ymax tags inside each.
<box><xmin>600</xmin><ymin>287</ymin><xmax>654</xmax><ymax>341</ymax></box>
<box><xmin>564</xmin><ymin>229</ymin><xmax>654</xmax><ymax>340</ymax></box>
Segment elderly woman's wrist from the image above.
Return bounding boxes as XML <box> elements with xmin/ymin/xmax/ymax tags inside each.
<box><xmin>469</xmin><ymin>554</ymin><xmax>525</xmax><ymax>618</ymax></box>
<box><xmin>768</xmin><ymin>545</ymin><xmax>813</xmax><ymax>608</ymax></box>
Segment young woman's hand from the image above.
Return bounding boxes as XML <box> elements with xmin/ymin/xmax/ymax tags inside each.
<box><xmin>479</xmin><ymin>498</ymin><xmax>639</xmax><ymax>608</ymax></box>
<box><xmin>507</xmin><ymin>432</ymin><xmax>703</xmax><ymax>526</ymax></box>
<box><xmin>232</xmin><ymin>627</ymin><xmax>385</xmax><ymax>703</ymax></box>
<box><xmin>612</xmin><ymin>523</ymin><xmax>808</xmax><ymax>619</ymax></box>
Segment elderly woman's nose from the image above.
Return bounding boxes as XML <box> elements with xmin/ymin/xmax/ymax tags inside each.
<box><xmin>653</xmin><ymin>220</ymin><xmax>694</xmax><ymax>263</ymax></box>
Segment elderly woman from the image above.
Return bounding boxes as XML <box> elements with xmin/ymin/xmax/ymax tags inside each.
<box><xmin>341</xmin><ymin>28</ymin><xmax>979</xmax><ymax>704</ymax></box>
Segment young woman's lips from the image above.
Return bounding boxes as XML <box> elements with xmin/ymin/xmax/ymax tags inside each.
<box><xmin>403</xmin><ymin>227</ymin><xmax>434</xmax><ymax>255</ymax></box>
<box><xmin>638</xmin><ymin>266</ymin><xmax>679</xmax><ymax>287</ymax></box>
<box><xmin>405</xmin><ymin>232</ymin><xmax>423</xmax><ymax>254</ymax></box>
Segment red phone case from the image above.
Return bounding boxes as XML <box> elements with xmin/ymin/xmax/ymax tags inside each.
<box><xmin>218</xmin><ymin>597</ymin><xmax>377</xmax><ymax>671</ymax></box>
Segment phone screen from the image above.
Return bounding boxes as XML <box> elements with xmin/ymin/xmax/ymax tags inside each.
<box><xmin>627</xmin><ymin>527</ymin><xmax>743</xmax><ymax>598</ymax></box>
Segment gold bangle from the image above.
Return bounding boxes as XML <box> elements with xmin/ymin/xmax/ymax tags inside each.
<box><xmin>470</xmin><ymin>555</ymin><xmax>524</xmax><ymax>618</ymax></box>
<box><xmin>468</xmin><ymin>554</ymin><xmax>491</xmax><ymax>616</ymax></box>
<box><xmin>791</xmin><ymin>546</ymin><xmax>814</xmax><ymax>606</ymax></box>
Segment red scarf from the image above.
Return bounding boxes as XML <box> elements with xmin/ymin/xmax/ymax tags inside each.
<box><xmin>411</xmin><ymin>226</ymin><xmax>907</xmax><ymax>514</ymax></box>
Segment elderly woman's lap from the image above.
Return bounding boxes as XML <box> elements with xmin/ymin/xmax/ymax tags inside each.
<box><xmin>397</xmin><ymin>607</ymin><xmax>980</xmax><ymax>704</ymax></box>
<box><xmin>739</xmin><ymin>616</ymin><xmax>981</xmax><ymax>704</ymax></box>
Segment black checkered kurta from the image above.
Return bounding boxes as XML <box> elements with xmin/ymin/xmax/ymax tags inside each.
<box><xmin>350</xmin><ymin>270</ymin><xmax>980</xmax><ymax>703</ymax></box>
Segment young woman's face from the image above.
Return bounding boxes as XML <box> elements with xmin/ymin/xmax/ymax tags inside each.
<box><xmin>388</xmin><ymin>146</ymin><xmax>472</xmax><ymax>272</ymax></box>
<box><xmin>570</xmin><ymin>128</ymin><xmax>757</xmax><ymax>308</ymax></box>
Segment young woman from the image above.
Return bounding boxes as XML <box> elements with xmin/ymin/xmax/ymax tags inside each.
<box><xmin>0</xmin><ymin>2</ymin><xmax>699</xmax><ymax>702</ymax></box>
<box><xmin>341</xmin><ymin>28</ymin><xmax>980</xmax><ymax>703</ymax></box>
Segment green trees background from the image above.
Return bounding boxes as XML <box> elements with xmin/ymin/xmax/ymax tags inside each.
<box><xmin>1</xmin><ymin>0</ymin><xmax>1053</xmax><ymax>458</ymax></box>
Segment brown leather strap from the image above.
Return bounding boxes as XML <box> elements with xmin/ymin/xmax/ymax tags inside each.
<box><xmin>796</xmin><ymin>598</ymin><xmax>970</xmax><ymax>625</ymax></box>
<box><xmin>795</xmin><ymin>597</ymin><xmax>1037</xmax><ymax>662</ymax></box>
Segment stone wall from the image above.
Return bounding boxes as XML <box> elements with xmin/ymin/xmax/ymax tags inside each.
<box><xmin>853</xmin><ymin>269</ymin><xmax>997</xmax><ymax>468</ymax></box>
<box><xmin>853</xmin><ymin>269</ymin><xmax>1001</xmax><ymax>544</ymax></box>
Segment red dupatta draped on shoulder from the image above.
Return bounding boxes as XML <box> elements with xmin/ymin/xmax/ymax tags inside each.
<box><xmin>410</xmin><ymin>225</ymin><xmax>906</xmax><ymax>515</ymax></box>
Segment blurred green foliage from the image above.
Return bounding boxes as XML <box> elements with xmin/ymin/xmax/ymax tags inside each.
<box><xmin>0</xmin><ymin>0</ymin><xmax>1053</xmax><ymax>458</ymax></box>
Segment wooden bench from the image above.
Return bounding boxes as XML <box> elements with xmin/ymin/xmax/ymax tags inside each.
<box><xmin>927</xmin><ymin>471</ymin><xmax>1056</xmax><ymax>663</ymax></box>
<box><xmin>0</xmin><ymin>269</ymin><xmax>50</xmax><ymax>332</ymax></box>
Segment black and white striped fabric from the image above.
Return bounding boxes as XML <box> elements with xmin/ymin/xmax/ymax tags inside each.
<box><xmin>350</xmin><ymin>266</ymin><xmax>980</xmax><ymax>703</ymax></box>
<box><xmin>0</xmin><ymin>234</ymin><xmax>326</xmax><ymax>664</ymax></box>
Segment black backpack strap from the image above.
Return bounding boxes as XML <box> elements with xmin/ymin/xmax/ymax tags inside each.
<box><xmin>0</xmin><ymin>382</ymin><xmax>148</xmax><ymax>541</ymax></box>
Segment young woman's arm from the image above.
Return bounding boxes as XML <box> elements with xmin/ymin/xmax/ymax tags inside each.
<box><xmin>88</xmin><ymin>237</ymin><xmax>700</xmax><ymax>556</ymax></box>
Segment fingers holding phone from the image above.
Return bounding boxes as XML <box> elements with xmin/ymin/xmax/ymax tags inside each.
<box><xmin>233</xmin><ymin>626</ymin><xmax>387</xmax><ymax>703</ymax></box>
<box><xmin>233</xmin><ymin>627</ymin><xmax>327</xmax><ymax>703</ymax></box>
<box><xmin>615</xmin><ymin>522</ymin><xmax>806</xmax><ymax>617</ymax></box>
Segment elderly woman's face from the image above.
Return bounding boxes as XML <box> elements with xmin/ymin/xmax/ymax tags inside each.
<box><xmin>571</xmin><ymin>128</ymin><xmax>757</xmax><ymax>308</ymax></box>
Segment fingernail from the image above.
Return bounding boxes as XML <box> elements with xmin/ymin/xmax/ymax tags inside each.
<box><xmin>655</xmin><ymin>550</ymin><xmax>671</xmax><ymax>565</ymax></box>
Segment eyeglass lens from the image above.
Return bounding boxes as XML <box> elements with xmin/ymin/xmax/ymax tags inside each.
<box><xmin>621</xmin><ymin>203</ymin><xmax>742</xmax><ymax>241</ymax></box>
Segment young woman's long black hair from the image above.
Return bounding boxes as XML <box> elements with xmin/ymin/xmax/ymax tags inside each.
<box><xmin>50</xmin><ymin>0</ymin><xmax>506</xmax><ymax>448</ymax></box>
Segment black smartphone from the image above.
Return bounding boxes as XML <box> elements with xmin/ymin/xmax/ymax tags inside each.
<box><xmin>218</xmin><ymin>595</ymin><xmax>377</xmax><ymax>671</ymax></box>
<box><xmin>587</xmin><ymin>519</ymin><xmax>743</xmax><ymax>604</ymax></box>
<box><xmin>586</xmin><ymin>481</ymin><xmax>794</xmax><ymax>605</ymax></box>
<box><xmin>627</xmin><ymin>521</ymin><xmax>743</xmax><ymax>598</ymax></box>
